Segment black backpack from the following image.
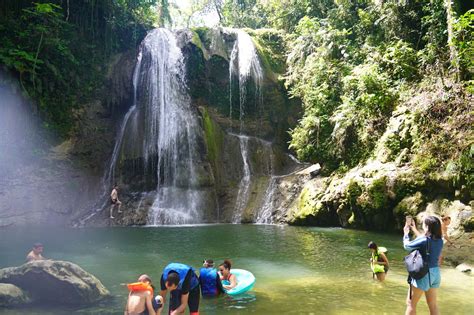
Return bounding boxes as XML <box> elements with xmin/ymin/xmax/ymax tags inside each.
<box><xmin>404</xmin><ymin>238</ymin><xmax>430</xmax><ymax>280</ymax></box>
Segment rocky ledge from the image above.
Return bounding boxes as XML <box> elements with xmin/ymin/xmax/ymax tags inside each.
<box><xmin>0</xmin><ymin>260</ymin><xmax>110</xmax><ymax>307</ymax></box>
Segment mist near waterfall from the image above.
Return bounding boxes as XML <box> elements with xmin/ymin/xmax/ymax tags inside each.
<box><xmin>0</xmin><ymin>72</ymin><xmax>97</xmax><ymax>227</ymax></box>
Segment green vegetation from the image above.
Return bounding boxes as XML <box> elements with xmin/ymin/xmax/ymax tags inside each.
<box><xmin>217</xmin><ymin>1</ymin><xmax>473</xmax><ymax>221</ymax></box>
<box><xmin>1</xmin><ymin>0</ymin><xmax>472</xmax><ymax>229</ymax></box>
<box><xmin>0</xmin><ymin>0</ymin><xmax>168</xmax><ymax>134</ymax></box>
<box><xmin>201</xmin><ymin>106</ymin><xmax>222</xmax><ymax>169</ymax></box>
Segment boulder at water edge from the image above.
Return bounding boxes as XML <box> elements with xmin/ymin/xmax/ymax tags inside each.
<box><xmin>0</xmin><ymin>260</ymin><xmax>110</xmax><ymax>306</ymax></box>
<box><xmin>0</xmin><ymin>283</ymin><xmax>31</xmax><ymax>307</ymax></box>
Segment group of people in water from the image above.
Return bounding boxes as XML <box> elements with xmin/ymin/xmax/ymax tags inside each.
<box><xmin>24</xmin><ymin>210</ymin><xmax>454</xmax><ymax>315</ymax></box>
<box><xmin>368</xmin><ymin>214</ymin><xmax>452</xmax><ymax>315</ymax></box>
<box><xmin>125</xmin><ymin>259</ymin><xmax>236</xmax><ymax>315</ymax></box>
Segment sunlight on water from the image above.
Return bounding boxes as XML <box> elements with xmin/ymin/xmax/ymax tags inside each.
<box><xmin>0</xmin><ymin>225</ymin><xmax>472</xmax><ymax>314</ymax></box>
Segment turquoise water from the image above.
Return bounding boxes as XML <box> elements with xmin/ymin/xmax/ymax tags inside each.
<box><xmin>0</xmin><ymin>225</ymin><xmax>472</xmax><ymax>314</ymax></box>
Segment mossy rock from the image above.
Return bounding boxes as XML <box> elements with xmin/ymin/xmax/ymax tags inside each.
<box><xmin>393</xmin><ymin>192</ymin><xmax>425</xmax><ymax>229</ymax></box>
<box><xmin>246</xmin><ymin>28</ymin><xmax>287</xmax><ymax>76</ymax></box>
<box><xmin>289</xmin><ymin>179</ymin><xmax>336</xmax><ymax>226</ymax></box>
<box><xmin>0</xmin><ymin>283</ymin><xmax>31</xmax><ymax>307</ymax></box>
<box><xmin>200</xmin><ymin>106</ymin><xmax>225</xmax><ymax>176</ymax></box>
<box><xmin>463</xmin><ymin>217</ymin><xmax>474</xmax><ymax>232</ymax></box>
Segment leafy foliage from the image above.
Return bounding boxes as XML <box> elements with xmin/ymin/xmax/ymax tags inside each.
<box><xmin>453</xmin><ymin>9</ymin><xmax>474</xmax><ymax>88</ymax></box>
<box><xmin>0</xmin><ymin>0</ymin><xmax>163</xmax><ymax>134</ymax></box>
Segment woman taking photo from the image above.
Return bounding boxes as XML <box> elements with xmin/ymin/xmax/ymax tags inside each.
<box><xmin>403</xmin><ymin>216</ymin><xmax>443</xmax><ymax>315</ymax></box>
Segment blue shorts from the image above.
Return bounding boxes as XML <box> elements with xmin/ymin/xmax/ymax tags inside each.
<box><xmin>412</xmin><ymin>267</ymin><xmax>441</xmax><ymax>291</ymax></box>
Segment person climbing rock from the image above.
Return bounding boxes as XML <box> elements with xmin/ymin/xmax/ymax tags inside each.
<box><xmin>110</xmin><ymin>184</ymin><xmax>122</xmax><ymax>219</ymax></box>
<box><xmin>439</xmin><ymin>215</ymin><xmax>455</xmax><ymax>265</ymax></box>
<box><xmin>125</xmin><ymin>274</ymin><xmax>163</xmax><ymax>315</ymax></box>
<box><xmin>199</xmin><ymin>259</ymin><xmax>224</xmax><ymax>297</ymax></box>
<box><xmin>368</xmin><ymin>241</ymin><xmax>389</xmax><ymax>281</ymax></box>
<box><xmin>26</xmin><ymin>243</ymin><xmax>45</xmax><ymax>262</ymax></box>
<box><xmin>159</xmin><ymin>263</ymin><xmax>200</xmax><ymax>315</ymax></box>
<box><xmin>441</xmin><ymin>215</ymin><xmax>453</xmax><ymax>246</ymax></box>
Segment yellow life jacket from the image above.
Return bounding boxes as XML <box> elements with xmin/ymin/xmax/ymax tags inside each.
<box><xmin>371</xmin><ymin>247</ymin><xmax>388</xmax><ymax>273</ymax></box>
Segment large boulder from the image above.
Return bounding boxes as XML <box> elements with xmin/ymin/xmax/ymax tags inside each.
<box><xmin>0</xmin><ymin>283</ymin><xmax>31</xmax><ymax>307</ymax></box>
<box><xmin>0</xmin><ymin>260</ymin><xmax>110</xmax><ymax>306</ymax></box>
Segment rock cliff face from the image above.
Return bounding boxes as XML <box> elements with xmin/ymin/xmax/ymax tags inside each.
<box><xmin>284</xmin><ymin>81</ymin><xmax>473</xmax><ymax>249</ymax></box>
<box><xmin>76</xmin><ymin>27</ymin><xmax>302</xmax><ymax>226</ymax></box>
<box><xmin>3</xmin><ymin>25</ymin><xmax>471</xmax><ymax>239</ymax></box>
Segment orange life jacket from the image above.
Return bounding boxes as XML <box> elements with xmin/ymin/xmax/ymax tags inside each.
<box><xmin>127</xmin><ymin>282</ymin><xmax>154</xmax><ymax>295</ymax></box>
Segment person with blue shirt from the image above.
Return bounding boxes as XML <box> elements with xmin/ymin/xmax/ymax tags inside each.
<box><xmin>199</xmin><ymin>259</ymin><xmax>224</xmax><ymax>297</ymax></box>
<box><xmin>403</xmin><ymin>215</ymin><xmax>443</xmax><ymax>315</ymax></box>
<box><xmin>159</xmin><ymin>263</ymin><xmax>200</xmax><ymax>315</ymax></box>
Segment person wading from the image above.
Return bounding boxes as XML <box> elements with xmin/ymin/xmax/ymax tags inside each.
<box><xmin>125</xmin><ymin>274</ymin><xmax>163</xmax><ymax>315</ymax></box>
<box><xmin>368</xmin><ymin>241</ymin><xmax>389</xmax><ymax>281</ymax></box>
<box><xmin>159</xmin><ymin>263</ymin><xmax>200</xmax><ymax>315</ymax></box>
<box><xmin>26</xmin><ymin>243</ymin><xmax>45</xmax><ymax>262</ymax></box>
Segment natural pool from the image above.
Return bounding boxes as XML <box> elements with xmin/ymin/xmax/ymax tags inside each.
<box><xmin>0</xmin><ymin>225</ymin><xmax>472</xmax><ymax>314</ymax></box>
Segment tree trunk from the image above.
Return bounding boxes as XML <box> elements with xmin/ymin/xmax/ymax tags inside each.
<box><xmin>445</xmin><ymin>0</ymin><xmax>460</xmax><ymax>80</ymax></box>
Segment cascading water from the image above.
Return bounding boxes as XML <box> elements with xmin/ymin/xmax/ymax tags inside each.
<box><xmin>137</xmin><ymin>29</ymin><xmax>203</xmax><ymax>225</ymax></box>
<box><xmin>228</xmin><ymin>29</ymin><xmax>264</xmax><ymax>222</ymax></box>
<box><xmin>229</xmin><ymin>29</ymin><xmax>264</xmax><ymax>126</ymax></box>
<box><xmin>85</xmin><ymin>29</ymin><xmax>205</xmax><ymax>225</ymax></box>
<box><xmin>255</xmin><ymin>177</ymin><xmax>277</xmax><ymax>224</ymax></box>
<box><xmin>232</xmin><ymin>135</ymin><xmax>251</xmax><ymax>223</ymax></box>
<box><xmin>77</xmin><ymin>52</ymin><xmax>143</xmax><ymax>225</ymax></box>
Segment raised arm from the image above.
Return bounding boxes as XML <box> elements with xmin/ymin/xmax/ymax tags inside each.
<box><xmin>410</xmin><ymin>221</ymin><xmax>422</xmax><ymax>237</ymax></box>
<box><xmin>403</xmin><ymin>234</ymin><xmax>426</xmax><ymax>251</ymax></box>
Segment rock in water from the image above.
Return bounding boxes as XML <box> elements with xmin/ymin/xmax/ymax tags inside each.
<box><xmin>0</xmin><ymin>283</ymin><xmax>31</xmax><ymax>307</ymax></box>
<box><xmin>0</xmin><ymin>260</ymin><xmax>110</xmax><ymax>305</ymax></box>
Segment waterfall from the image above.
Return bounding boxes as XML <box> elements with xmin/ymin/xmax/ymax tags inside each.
<box><xmin>255</xmin><ymin>176</ymin><xmax>277</xmax><ymax>224</ymax></box>
<box><xmin>84</xmin><ymin>28</ymin><xmax>205</xmax><ymax>226</ymax></box>
<box><xmin>229</xmin><ymin>29</ymin><xmax>263</xmax><ymax>126</ymax></box>
<box><xmin>77</xmin><ymin>52</ymin><xmax>143</xmax><ymax>225</ymax></box>
<box><xmin>228</xmin><ymin>29</ymin><xmax>264</xmax><ymax>222</ymax></box>
<box><xmin>232</xmin><ymin>135</ymin><xmax>251</xmax><ymax>223</ymax></box>
<box><xmin>137</xmin><ymin>29</ymin><xmax>203</xmax><ymax>225</ymax></box>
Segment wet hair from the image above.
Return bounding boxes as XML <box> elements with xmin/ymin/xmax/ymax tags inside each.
<box><xmin>367</xmin><ymin>241</ymin><xmax>378</xmax><ymax>250</ymax></box>
<box><xmin>138</xmin><ymin>274</ymin><xmax>152</xmax><ymax>283</ymax></box>
<box><xmin>203</xmin><ymin>259</ymin><xmax>214</xmax><ymax>267</ymax></box>
<box><xmin>33</xmin><ymin>243</ymin><xmax>43</xmax><ymax>249</ymax></box>
<box><xmin>220</xmin><ymin>259</ymin><xmax>232</xmax><ymax>270</ymax></box>
<box><xmin>424</xmin><ymin>216</ymin><xmax>442</xmax><ymax>240</ymax></box>
<box><xmin>166</xmin><ymin>272</ymin><xmax>180</xmax><ymax>287</ymax></box>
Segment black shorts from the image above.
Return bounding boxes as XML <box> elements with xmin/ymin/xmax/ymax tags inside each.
<box><xmin>111</xmin><ymin>199</ymin><xmax>117</xmax><ymax>205</ymax></box>
<box><xmin>170</xmin><ymin>286</ymin><xmax>200</xmax><ymax>313</ymax></box>
<box><xmin>141</xmin><ymin>296</ymin><xmax>162</xmax><ymax>315</ymax></box>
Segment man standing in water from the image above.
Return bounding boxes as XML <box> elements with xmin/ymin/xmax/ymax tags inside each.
<box><xmin>160</xmin><ymin>263</ymin><xmax>200</xmax><ymax>315</ymax></box>
<box><xmin>110</xmin><ymin>184</ymin><xmax>122</xmax><ymax>219</ymax></box>
<box><xmin>26</xmin><ymin>243</ymin><xmax>45</xmax><ymax>262</ymax></box>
